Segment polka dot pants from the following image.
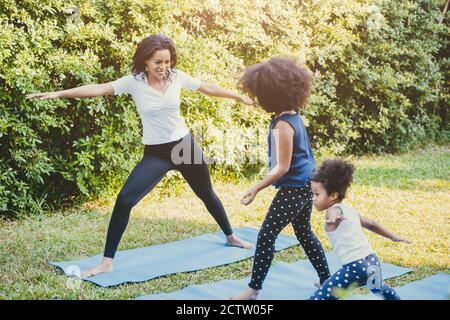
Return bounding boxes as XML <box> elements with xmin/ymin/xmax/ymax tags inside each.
<box><xmin>309</xmin><ymin>254</ymin><xmax>401</xmax><ymax>300</ymax></box>
<box><xmin>248</xmin><ymin>185</ymin><xmax>330</xmax><ymax>290</ymax></box>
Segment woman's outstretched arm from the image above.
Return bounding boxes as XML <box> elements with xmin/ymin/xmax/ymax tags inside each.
<box><xmin>26</xmin><ymin>83</ymin><xmax>114</xmax><ymax>100</ymax></box>
<box><xmin>196</xmin><ymin>83</ymin><xmax>254</xmax><ymax>105</ymax></box>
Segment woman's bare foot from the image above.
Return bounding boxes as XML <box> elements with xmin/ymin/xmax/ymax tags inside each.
<box><xmin>81</xmin><ymin>257</ymin><xmax>113</xmax><ymax>278</ymax></box>
<box><xmin>229</xmin><ymin>287</ymin><xmax>259</xmax><ymax>300</ymax></box>
<box><xmin>226</xmin><ymin>234</ymin><xmax>253</xmax><ymax>249</ymax></box>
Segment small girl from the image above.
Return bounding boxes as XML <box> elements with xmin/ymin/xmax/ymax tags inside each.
<box><xmin>230</xmin><ymin>56</ymin><xmax>331</xmax><ymax>300</ymax></box>
<box><xmin>309</xmin><ymin>159</ymin><xmax>411</xmax><ymax>300</ymax></box>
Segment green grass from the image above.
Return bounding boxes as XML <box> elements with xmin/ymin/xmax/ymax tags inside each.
<box><xmin>0</xmin><ymin>144</ymin><xmax>448</xmax><ymax>300</ymax></box>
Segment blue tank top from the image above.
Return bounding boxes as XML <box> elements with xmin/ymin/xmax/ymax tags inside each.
<box><xmin>268</xmin><ymin>112</ymin><xmax>316</xmax><ymax>188</ymax></box>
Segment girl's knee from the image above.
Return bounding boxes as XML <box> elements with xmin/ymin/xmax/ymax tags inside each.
<box><xmin>296</xmin><ymin>230</ymin><xmax>317</xmax><ymax>246</ymax></box>
<box><xmin>292</xmin><ymin>221</ymin><xmax>312</xmax><ymax>234</ymax></box>
<box><xmin>295</xmin><ymin>227</ymin><xmax>313</xmax><ymax>237</ymax></box>
<box><xmin>257</xmin><ymin>230</ymin><xmax>278</xmax><ymax>244</ymax></box>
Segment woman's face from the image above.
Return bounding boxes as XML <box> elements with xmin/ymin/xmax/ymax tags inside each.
<box><xmin>145</xmin><ymin>49</ymin><xmax>171</xmax><ymax>80</ymax></box>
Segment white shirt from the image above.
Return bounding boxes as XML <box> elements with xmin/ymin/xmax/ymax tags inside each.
<box><xmin>325</xmin><ymin>203</ymin><xmax>374</xmax><ymax>265</ymax></box>
<box><xmin>111</xmin><ymin>69</ymin><xmax>201</xmax><ymax>145</ymax></box>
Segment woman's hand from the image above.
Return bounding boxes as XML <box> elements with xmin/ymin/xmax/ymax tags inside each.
<box><xmin>26</xmin><ymin>92</ymin><xmax>60</xmax><ymax>100</ymax></box>
<box><xmin>241</xmin><ymin>187</ymin><xmax>259</xmax><ymax>206</ymax></box>
<box><xmin>239</xmin><ymin>95</ymin><xmax>255</xmax><ymax>105</ymax></box>
<box><xmin>391</xmin><ymin>235</ymin><xmax>412</xmax><ymax>244</ymax></box>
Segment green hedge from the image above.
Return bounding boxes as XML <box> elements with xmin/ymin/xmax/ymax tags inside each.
<box><xmin>1</xmin><ymin>0</ymin><xmax>448</xmax><ymax>217</ymax></box>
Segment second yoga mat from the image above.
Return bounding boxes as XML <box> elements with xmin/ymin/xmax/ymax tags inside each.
<box><xmin>136</xmin><ymin>252</ymin><xmax>412</xmax><ymax>300</ymax></box>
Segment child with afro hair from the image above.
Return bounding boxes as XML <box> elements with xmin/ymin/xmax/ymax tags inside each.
<box><xmin>230</xmin><ymin>56</ymin><xmax>331</xmax><ymax>300</ymax></box>
<box><xmin>309</xmin><ymin>158</ymin><xmax>411</xmax><ymax>300</ymax></box>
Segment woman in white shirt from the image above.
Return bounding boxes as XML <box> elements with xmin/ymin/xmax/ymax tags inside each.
<box><xmin>27</xmin><ymin>34</ymin><xmax>254</xmax><ymax>277</ymax></box>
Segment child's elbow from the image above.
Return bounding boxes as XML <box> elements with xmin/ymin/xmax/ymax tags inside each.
<box><xmin>278</xmin><ymin>165</ymin><xmax>290</xmax><ymax>175</ymax></box>
<box><xmin>363</xmin><ymin>219</ymin><xmax>376</xmax><ymax>230</ymax></box>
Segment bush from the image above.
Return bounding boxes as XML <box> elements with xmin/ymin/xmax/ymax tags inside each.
<box><xmin>0</xmin><ymin>0</ymin><xmax>448</xmax><ymax>217</ymax></box>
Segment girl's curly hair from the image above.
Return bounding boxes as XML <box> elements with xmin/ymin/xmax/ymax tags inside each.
<box><xmin>132</xmin><ymin>35</ymin><xmax>177</xmax><ymax>79</ymax></box>
<box><xmin>311</xmin><ymin>159</ymin><xmax>355</xmax><ymax>201</ymax></box>
<box><xmin>239</xmin><ymin>56</ymin><xmax>313</xmax><ymax>113</ymax></box>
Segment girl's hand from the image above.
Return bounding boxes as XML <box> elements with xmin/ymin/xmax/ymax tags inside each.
<box><xmin>239</xmin><ymin>95</ymin><xmax>255</xmax><ymax>105</ymax></box>
<box><xmin>325</xmin><ymin>214</ymin><xmax>346</xmax><ymax>226</ymax></box>
<box><xmin>241</xmin><ymin>187</ymin><xmax>258</xmax><ymax>206</ymax></box>
<box><xmin>26</xmin><ymin>92</ymin><xmax>60</xmax><ymax>100</ymax></box>
<box><xmin>391</xmin><ymin>236</ymin><xmax>412</xmax><ymax>244</ymax></box>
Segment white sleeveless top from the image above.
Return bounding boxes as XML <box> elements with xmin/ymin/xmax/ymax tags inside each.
<box><xmin>111</xmin><ymin>69</ymin><xmax>201</xmax><ymax>145</ymax></box>
<box><xmin>325</xmin><ymin>203</ymin><xmax>374</xmax><ymax>265</ymax></box>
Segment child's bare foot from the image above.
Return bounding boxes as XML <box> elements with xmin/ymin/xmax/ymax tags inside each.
<box><xmin>81</xmin><ymin>257</ymin><xmax>113</xmax><ymax>278</ymax></box>
<box><xmin>229</xmin><ymin>287</ymin><xmax>259</xmax><ymax>300</ymax></box>
<box><xmin>226</xmin><ymin>234</ymin><xmax>253</xmax><ymax>249</ymax></box>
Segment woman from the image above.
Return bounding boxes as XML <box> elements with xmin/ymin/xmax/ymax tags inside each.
<box><xmin>27</xmin><ymin>35</ymin><xmax>253</xmax><ymax>277</ymax></box>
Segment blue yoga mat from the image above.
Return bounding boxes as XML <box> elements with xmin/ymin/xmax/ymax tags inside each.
<box><xmin>49</xmin><ymin>227</ymin><xmax>298</xmax><ymax>287</ymax></box>
<box><xmin>136</xmin><ymin>252</ymin><xmax>412</xmax><ymax>300</ymax></box>
<box><xmin>350</xmin><ymin>272</ymin><xmax>450</xmax><ymax>300</ymax></box>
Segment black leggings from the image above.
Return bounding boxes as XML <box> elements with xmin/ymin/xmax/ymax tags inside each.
<box><xmin>248</xmin><ymin>185</ymin><xmax>330</xmax><ymax>290</ymax></box>
<box><xmin>103</xmin><ymin>133</ymin><xmax>233</xmax><ymax>258</ymax></box>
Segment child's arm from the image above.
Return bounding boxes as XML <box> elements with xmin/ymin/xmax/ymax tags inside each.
<box><xmin>324</xmin><ymin>207</ymin><xmax>345</xmax><ymax>231</ymax></box>
<box><xmin>241</xmin><ymin>120</ymin><xmax>294</xmax><ymax>205</ymax></box>
<box><xmin>359</xmin><ymin>214</ymin><xmax>412</xmax><ymax>243</ymax></box>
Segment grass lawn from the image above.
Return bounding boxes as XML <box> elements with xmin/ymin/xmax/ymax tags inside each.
<box><xmin>0</xmin><ymin>144</ymin><xmax>448</xmax><ymax>299</ymax></box>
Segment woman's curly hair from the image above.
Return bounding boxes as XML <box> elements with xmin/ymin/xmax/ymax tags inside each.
<box><xmin>240</xmin><ymin>56</ymin><xmax>313</xmax><ymax>113</ymax></box>
<box><xmin>311</xmin><ymin>159</ymin><xmax>355</xmax><ymax>201</ymax></box>
<box><xmin>132</xmin><ymin>35</ymin><xmax>177</xmax><ymax>79</ymax></box>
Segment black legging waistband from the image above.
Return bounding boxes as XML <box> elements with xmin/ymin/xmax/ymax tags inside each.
<box><xmin>144</xmin><ymin>133</ymin><xmax>191</xmax><ymax>157</ymax></box>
